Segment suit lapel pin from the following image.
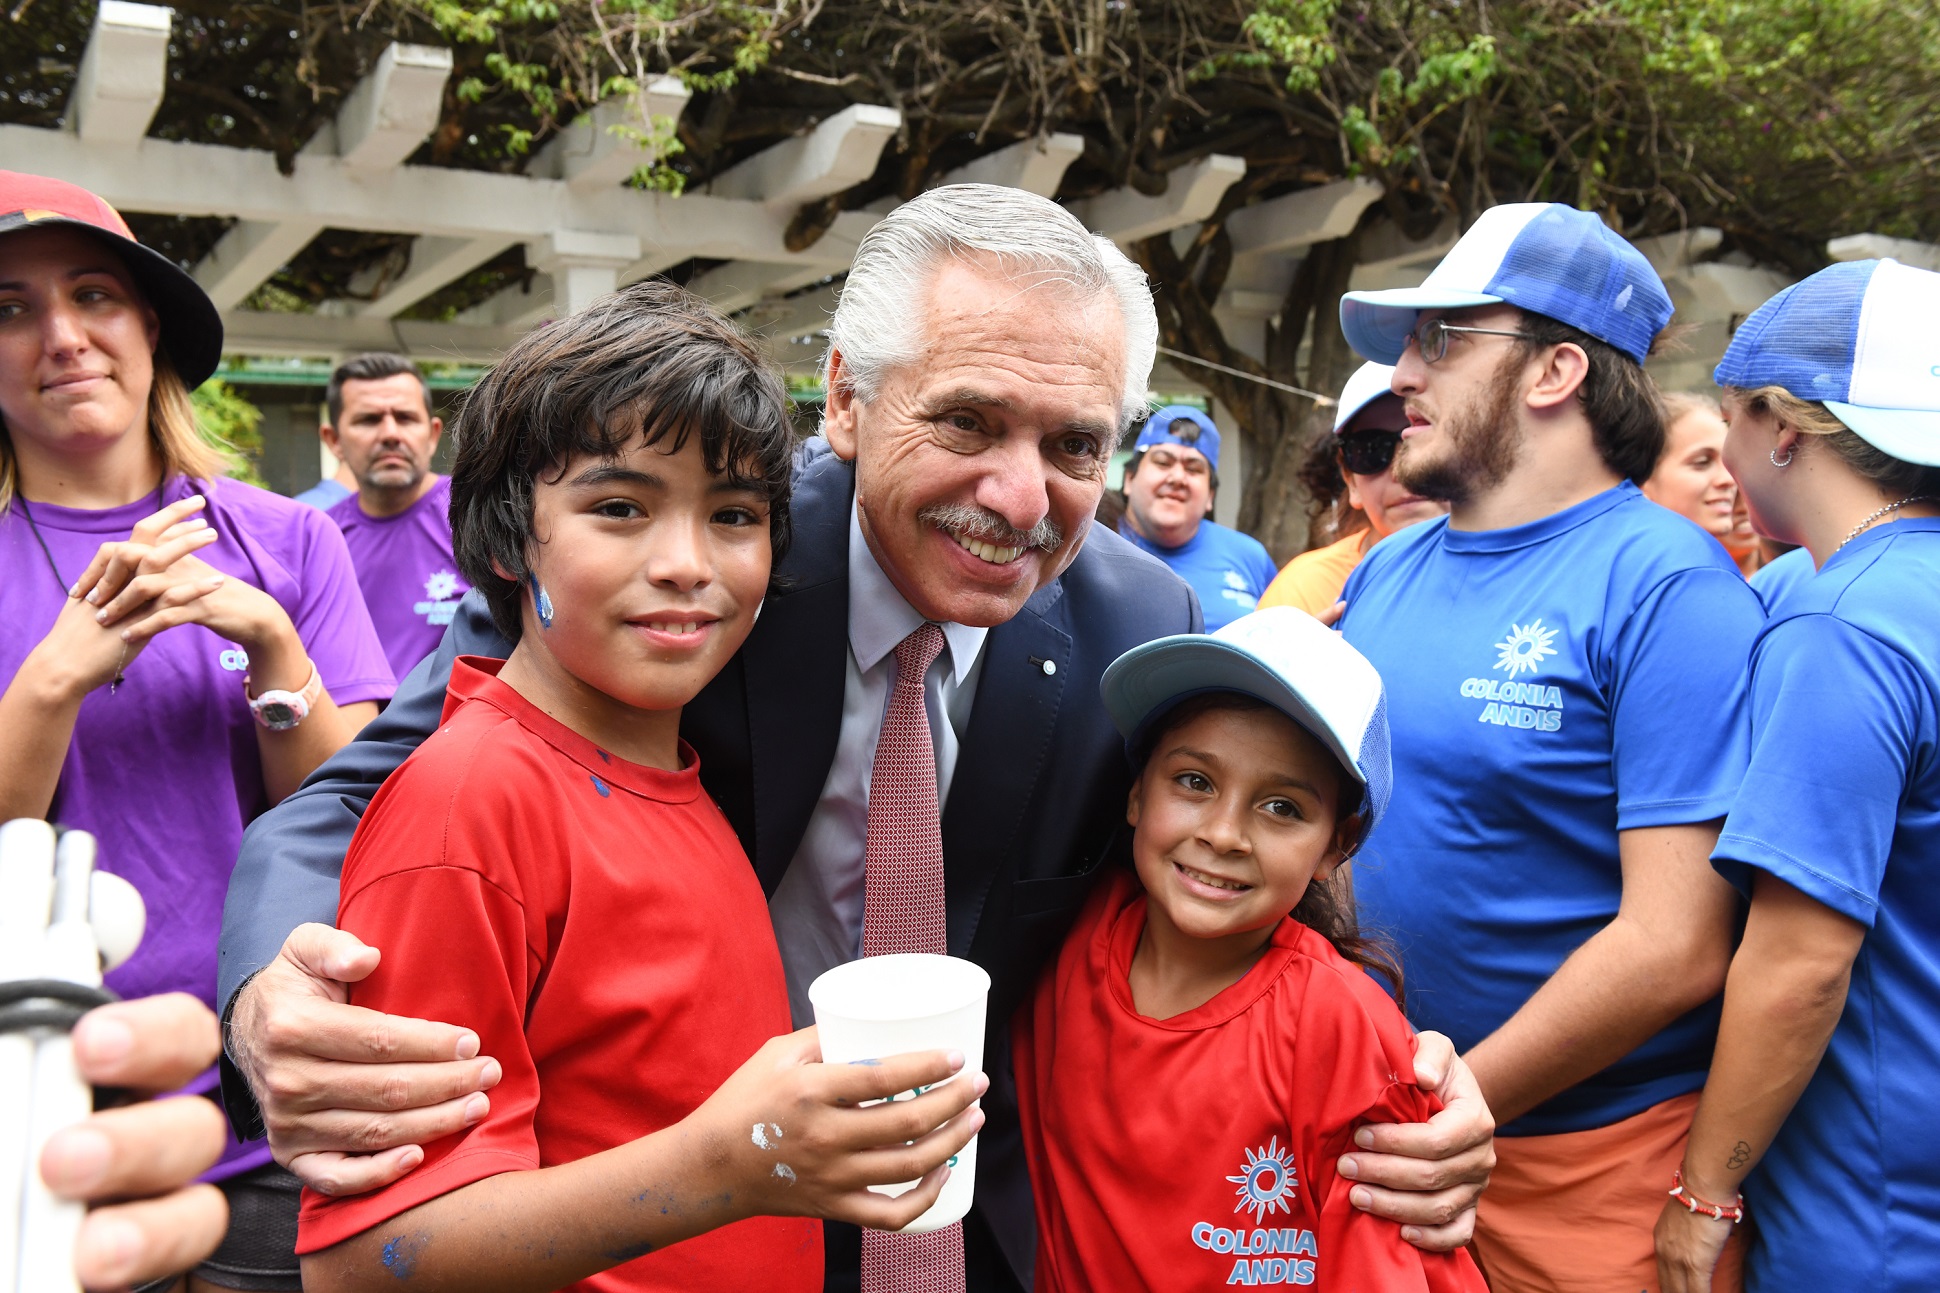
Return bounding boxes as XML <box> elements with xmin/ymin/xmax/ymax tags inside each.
<box><xmin>1028</xmin><ymin>655</ymin><xmax>1057</xmax><ymax>676</ymax></box>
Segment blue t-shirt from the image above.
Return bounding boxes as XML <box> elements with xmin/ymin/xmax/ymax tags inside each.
<box><xmin>1339</xmin><ymin>482</ymin><xmax>1764</xmax><ymax>1135</ymax></box>
<box><xmin>1710</xmin><ymin>519</ymin><xmax>1940</xmax><ymax>1292</ymax></box>
<box><xmin>1748</xmin><ymin>544</ymin><xmax>1814</xmax><ymax>614</ymax></box>
<box><xmin>1119</xmin><ymin>519</ymin><xmax>1278</xmax><ymax>630</ymax></box>
<box><xmin>294</xmin><ymin>478</ymin><xmax>353</xmax><ymax>510</ymax></box>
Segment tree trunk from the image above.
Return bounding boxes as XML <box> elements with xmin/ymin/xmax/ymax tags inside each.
<box><xmin>1135</xmin><ymin>215</ymin><xmax>1371</xmax><ymax>566</ymax></box>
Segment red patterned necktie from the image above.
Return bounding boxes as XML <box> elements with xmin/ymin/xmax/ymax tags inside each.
<box><xmin>860</xmin><ymin>621</ymin><xmax>964</xmax><ymax>1293</ymax></box>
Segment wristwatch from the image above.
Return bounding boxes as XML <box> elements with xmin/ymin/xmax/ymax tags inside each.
<box><xmin>246</xmin><ymin>661</ymin><xmax>324</xmax><ymax>731</ymax></box>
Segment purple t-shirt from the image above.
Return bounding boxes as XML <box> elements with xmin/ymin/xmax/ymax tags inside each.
<box><xmin>327</xmin><ymin>476</ymin><xmax>469</xmax><ymax>682</ymax></box>
<box><xmin>0</xmin><ymin>476</ymin><xmax>394</xmax><ymax>1177</ymax></box>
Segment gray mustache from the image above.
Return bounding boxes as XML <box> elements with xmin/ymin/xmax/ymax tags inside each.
<box><xmin>918</xmin><ymin>502</ymin><xmax>1063</xmax><ymax>553</ymax></box>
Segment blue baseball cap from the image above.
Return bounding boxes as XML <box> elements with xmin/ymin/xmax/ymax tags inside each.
<box><xmin>1101</xmin><ymin>607</ymin><xmax>1391</xmax><ymax>844</ymax></box>
<box><xmin>1135</xmin><ymin>405</ymin><xmax>1222</xmax><ymax>469</ymax></box>
<box><xmin>1714</xmin><ymin>258</ymin><xmax>1940</xmax><ymax>467</ymax></box>
<box><xmin>1340</xmin><ymin>203</ymin><xmax>1674</xmax><ymax>366</ymax></box>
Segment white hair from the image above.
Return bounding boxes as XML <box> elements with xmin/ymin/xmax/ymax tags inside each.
<box><xmin>824</xmin><ymin>183</ymin><xmax>1158</xmax><ymax>433</ymax></box>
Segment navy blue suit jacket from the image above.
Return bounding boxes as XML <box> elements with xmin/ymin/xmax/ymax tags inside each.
<box><xmin>218</xmin><ymin>444</ymin><xmax>1201</xmax><ymax>1287</ymax></box>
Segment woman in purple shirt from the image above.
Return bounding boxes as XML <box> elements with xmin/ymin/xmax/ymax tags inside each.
<box><xmin>0</xmin><ymin>171</ymin><xmax>394</xmax><ymax>1290</ymax></box>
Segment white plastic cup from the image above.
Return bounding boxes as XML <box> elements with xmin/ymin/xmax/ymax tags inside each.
<box><xmin>808</xmin><ymin>953</ymin><xmax>991</xmax><ymax>1234</ymax></box>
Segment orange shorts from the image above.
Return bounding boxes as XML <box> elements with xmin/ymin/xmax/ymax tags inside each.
<box><xmin>1472</xmin><ymin>1091</ymin><xmax>1744</xmax><ymax>1293</ymax></box>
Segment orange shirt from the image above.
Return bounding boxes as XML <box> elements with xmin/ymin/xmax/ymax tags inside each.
<box><xmin>1257</xmin><ymin>530</ymin><xmax>1374</xmax><ymax>617</ymax></box>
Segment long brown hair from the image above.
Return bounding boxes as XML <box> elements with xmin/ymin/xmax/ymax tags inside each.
<box><xmin>0</xmin><ymin>341</ymin><xmax>229</xmax><ymax>515</ymax></box>
<box><xmin>1724</xmin><ymin>384</ymin><xmax>1940</xmax><ymax>498</ymax></box>
<box><xmin>1140</xmin><ymin>692</ymin><xmax>1405</xmax><ymax>997</ymax></box>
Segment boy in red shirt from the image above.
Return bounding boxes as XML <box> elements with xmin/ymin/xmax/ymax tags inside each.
<box><xmin>297</xmin><ymin>282</ymin><xmax>983</xmax><ymax>1293</ymax></box>
<box><xmin>1016</xmin><ymin>607</ymin><xmax>1485</xmax><ymax>1291</ymax></box>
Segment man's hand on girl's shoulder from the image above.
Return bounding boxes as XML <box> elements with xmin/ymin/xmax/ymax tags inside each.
<box><xmin>1336</xmin><ymin>1032</ymin><xmax>1496</xmax><ymax>1252</ymax></box>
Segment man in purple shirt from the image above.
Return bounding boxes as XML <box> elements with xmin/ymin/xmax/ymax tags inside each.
<box><xmin>322</xmin><ymin>353</ymin><xmax>470</xmax><ymax>680</ymax></box>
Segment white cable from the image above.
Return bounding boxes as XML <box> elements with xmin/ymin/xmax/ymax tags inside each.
<box><xmin>1154</xmin><ymin>345</ymin><xmax>1339</xmax><ymax>406</ymax></box>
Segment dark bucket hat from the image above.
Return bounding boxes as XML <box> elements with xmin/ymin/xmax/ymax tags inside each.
<box><xmin>0</xmin><ymin>169</ymin><xmax>224</xmax><ymax>388</ymax></box>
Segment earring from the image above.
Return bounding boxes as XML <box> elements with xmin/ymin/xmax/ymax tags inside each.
<box><xmin>531</xmin><ymin>576</ymin><xmax>555</xmax><ymax>629</ymax></box>
<box><xmin>1770</xmin><ymin>445</ymin><xmax>1795</xmax><ymax>468</ymax></box>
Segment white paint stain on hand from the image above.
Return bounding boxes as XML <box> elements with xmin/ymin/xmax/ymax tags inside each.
<box><xmin>751</xmin><ymin>1122</ymin><xmax>785</xmax><ymax>1150</ymax></box>
<box><xmin>772</xmin><ymin>1162</ymin><xmax>797</xmax><ymax>1183</ymax></box>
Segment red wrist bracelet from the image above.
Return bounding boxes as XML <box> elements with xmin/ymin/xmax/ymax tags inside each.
<box><xmin>1668</xmin><ymin>1169</ymin><xmax>1745</xmax><ymax>1223</ymax></box>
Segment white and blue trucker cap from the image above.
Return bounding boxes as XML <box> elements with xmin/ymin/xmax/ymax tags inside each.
<box><xmin>1340</xmin><ymin>203</ymin><xmax>1674</xmax><ymax>366</ymax></box>
<box><xmin>1714</xmin><ymin>258</ymin><xmax>1940</xmax><ymax>467</ymax></box>
<box><xmin>1333</xmin><ymin>362</ymin><xmax>1399</xmax><ymax>433</ymax></box>
<box><xmin>1101</xmin><ymin>607</ymin><xmax>1392</xmax><ymax>842</ymax></box>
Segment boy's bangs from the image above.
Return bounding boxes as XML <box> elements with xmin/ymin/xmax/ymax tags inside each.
<box><xmin>543</xmin><ymin>353</ymin><xmax>791</xmax><ymax>502</ymax></box>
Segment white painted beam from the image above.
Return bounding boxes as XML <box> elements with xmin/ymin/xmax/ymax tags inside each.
<box><xmin>1633</xmin><ymin>227</ymin><xmax>1724</xmax><ymax>277</ymax></box>
<box><xmin>525</xmin><ymin>228</ymin><xmax>642</xmax><ymax>317</ymax></box>
<box><xmin>755</xmin><ymin>282</ymin><xmax>841</xmax><ymax>339</ymax></box>
<box><xmin>1</xmin><ymin>123</ymin><xmax>882</xmax><ymax>274</ymax></box>
<box><xmin>707</xmin><ymin>104</ymin><xmax>902</xmax><ymax>209</ymax></box>
<box><xmin>1675</xmin><ymin>262</ymin><xmax>1793</xmax><ymax>316</ymax></box>
<box><xmin>1347</xmin><ymin>217</ymin><xmax>1461</xmax><ymax>292</ymax></box>
<box><xmin>192</xmin><ymin>220</ymin><xmax>326</xmax><ymax>310</ymax></box>
<box><xmin>325</xmin><ymin>43</ymin><xmax>453</xmax><ymax>170</ymax></box>
<box><xmin>538</xmin><ymin>77</ymin><xmax>692</xmax><ymax>191</ymax></box>
<box><xmin>357</xmin><ymin>235</ymin><xmax>514</xmax><ymax>319</ymax></box>
<box><xmin>1226</xmin><ymin>177</ymin><xmax>1382</xmax><ymax>257</ymax></box>
<box><xmin>941</xmin><ymin>133</ymin><xmax>1085</xmax><ymax>197</ymax></box>
<box><xmin>68</xmin><ymin>1</ymin><xmax>170</xmax><ymax>145</ymax></box>
<box><xmin>688</xmin><ymin>262</ymin><xmax>838</xmax><ymax>316</ymax></box>
<box><xmin>1071</xmin><ymin>154</ymin><xmax>1246</xmax><ymax>245</ymax></box>
<box><xmin>457</xmin><ymin>275</ymin><xmax>555</xmax><ymax>330</ymax></box>
<box><xmin>1828</xmin><ymin>232</ymin><xmax>1940</xmax><ymax>272</ymax></box>
<box><xmin>220</xmin><ymin>309</ymin><xmax>528</xmax><ymax>365</ymax></box>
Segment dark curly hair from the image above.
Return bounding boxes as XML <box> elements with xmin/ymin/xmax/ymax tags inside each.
<box><xmin>1295</xmin><ymin>429</ymin><xmax>1369</xmax><ymax>551</ymax></box>
<box><xmin>447</xmin><ymin>279</ymin><xmax>794</xmax><ymax>642</ymax></box>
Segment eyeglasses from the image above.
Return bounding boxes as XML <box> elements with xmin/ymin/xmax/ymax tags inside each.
<box><xmin>1408</xmin><ymin>318</ymin><xmax>1539</xmax><ymax>364</ymax></box>
<box><xmin>1337</xmin><ymin>429</ymin><xmax>1402</xmax><ymax>477</ymax></box>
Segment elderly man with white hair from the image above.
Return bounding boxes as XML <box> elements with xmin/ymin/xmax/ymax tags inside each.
<box><xmin>215</xmin><ymin>184</ymin><xmax>1494</xmax><ymax>1292</ymax></box>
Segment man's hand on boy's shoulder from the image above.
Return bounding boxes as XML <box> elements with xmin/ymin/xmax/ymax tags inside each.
<box><xmin>229</xmin><ymin>922</ymin><xmax>504</xmax><ymax>1196</ymax></box>
<box><xmin>1336</xmin><ymin>1032</ymin><xmax>1495</xmax><ymax>1252</ymax></box>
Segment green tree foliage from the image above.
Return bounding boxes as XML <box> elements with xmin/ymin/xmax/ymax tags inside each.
<box><xmin>190</xmin><ymin>378</ymin><xmax>267</xmax><ymax>487</ymax></box>
<box><xmin>4</xmin><ymin>2</ymin><xmax>1930</xmax><ymax>545</ymax></box>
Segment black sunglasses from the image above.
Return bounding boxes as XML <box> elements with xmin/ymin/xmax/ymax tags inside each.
<box><xmin>1337</xmin><ymin>429</ymin><xmax>1402</xmax><ymax>476</ymax></box>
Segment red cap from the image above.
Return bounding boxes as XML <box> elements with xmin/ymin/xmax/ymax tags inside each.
<box><xmin>0</xmin><ymin>170</ymin><xmax>224</xmax><ymax>388</ymax></box>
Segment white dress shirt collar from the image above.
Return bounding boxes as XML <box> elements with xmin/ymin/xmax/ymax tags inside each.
<box><xmin>846</xmin><ymin>500</ymin><xmax>987</xmax><ymax>685</ymax></box>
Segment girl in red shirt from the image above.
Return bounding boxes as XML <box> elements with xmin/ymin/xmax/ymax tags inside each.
<box><xmin>1016</xmin><ymin>607</ymin><xmax>1486</xmax><ymax>1291</ymax></box>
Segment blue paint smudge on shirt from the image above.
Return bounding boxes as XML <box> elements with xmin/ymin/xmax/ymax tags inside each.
<box><xmin>590</xmin><ymin>775</ymin><xmax>610</xmax><ymax>797</ymax></box>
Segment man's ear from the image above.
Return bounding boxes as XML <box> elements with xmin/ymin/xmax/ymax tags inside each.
<box><xmin>1125</xmin><ymin>775</ymin><xmax>1145</xmax><ymax>829</ymax></box>
<box><xmin>428</xmin><ymin>416</ymin><xmax>445</xmax><ymax>449</ymax></box>
<box><xmin>319</xmin><ymin>422</ymin><xmax>343</xmax><ymax>457</ymax></box>
<box><xmin>1526</xmin><ymin>342</ymin><xmax>1590</xmax><ymax>413</ymax></box>
<box><xmin>822</xmin><ymin>350</ymin><xmax>860</xmax><ymax>462</ymax></box>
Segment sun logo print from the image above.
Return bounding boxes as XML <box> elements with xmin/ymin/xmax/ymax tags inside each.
<box><xmin>1493</xmin><ymin>619</ymin><xmax>1559</xmax><ymax>678</ymax></box>
<box><xmin>423</xmin><ymin>569</ymin><xmax>464</xmax><ymax>602</ymax></box>
<box><xmin>1227</xmin><ymin>1137</ymin><xmax>1298</xmax><ymax>1222</ymax></box>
